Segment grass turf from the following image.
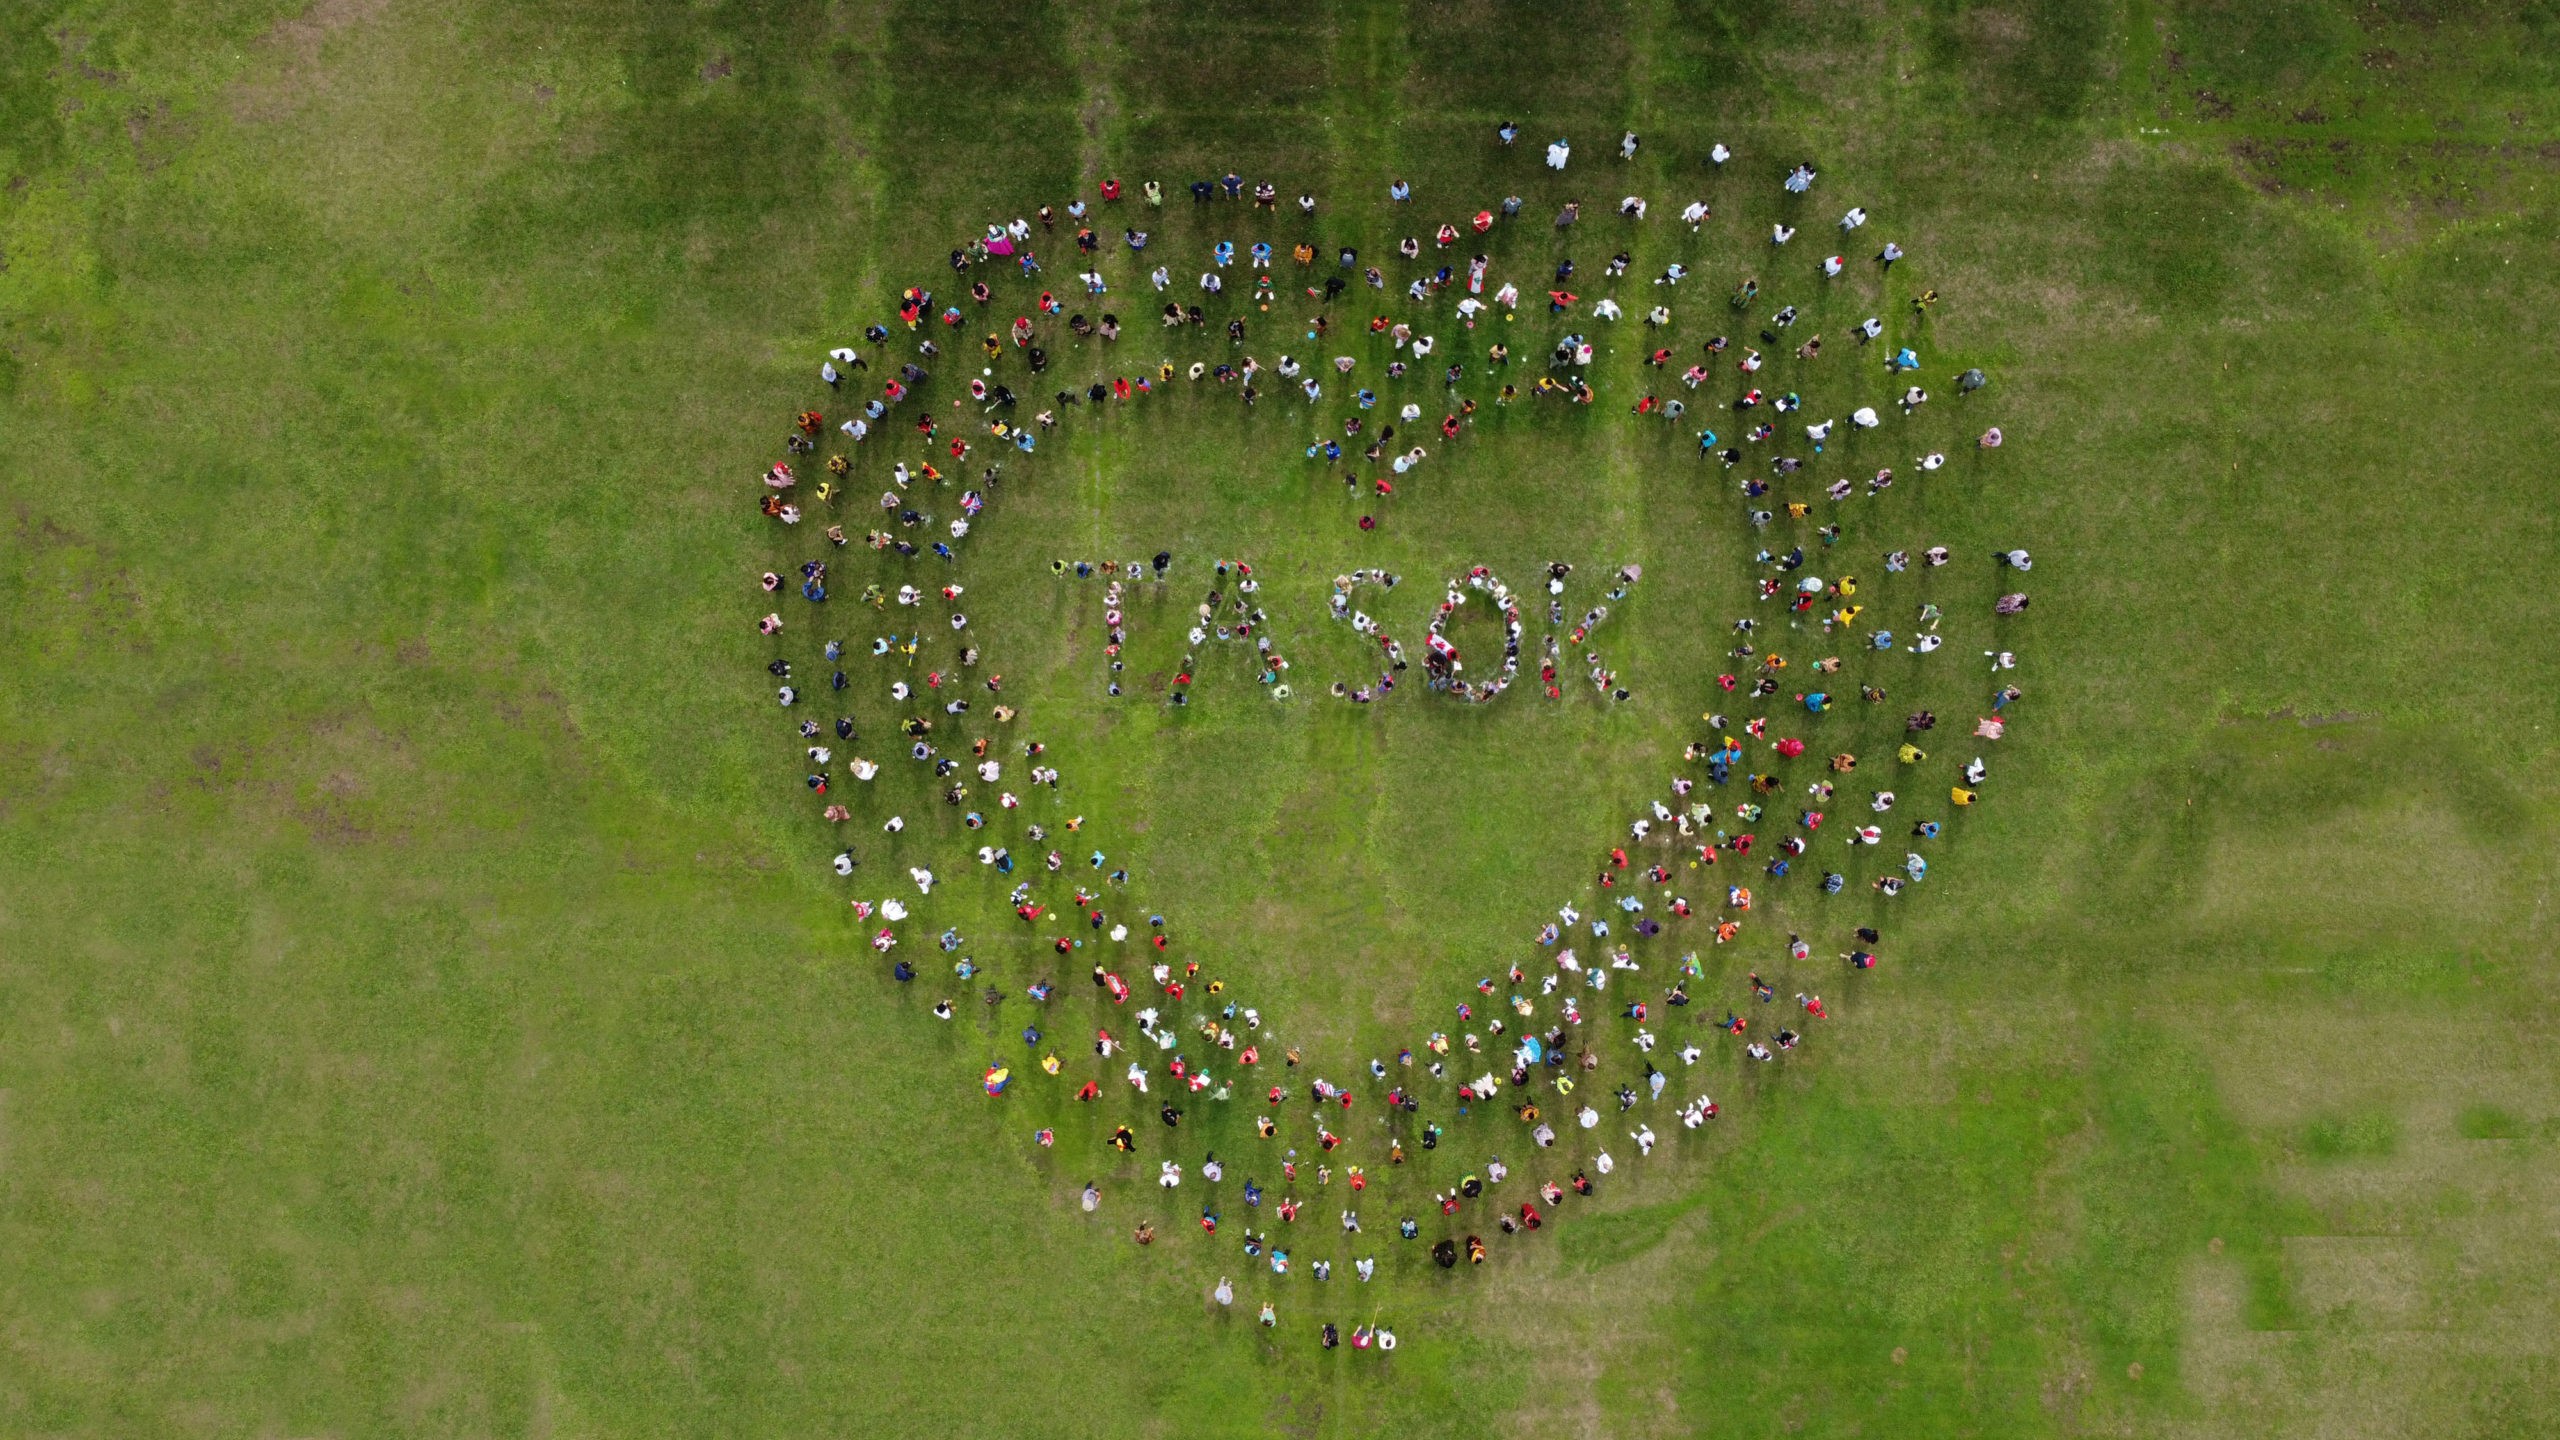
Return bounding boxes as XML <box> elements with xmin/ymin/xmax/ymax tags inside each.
<box><xmin>4</xmin><ymin>1</ymin><xmax>2560</xmax><ymax>1436</ymax></box>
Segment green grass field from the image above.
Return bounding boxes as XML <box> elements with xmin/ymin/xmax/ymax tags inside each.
<box><xmin>6</xmin><ymin>2</ymin><xmax>2560</xmax><ymax>1436</ymax></box>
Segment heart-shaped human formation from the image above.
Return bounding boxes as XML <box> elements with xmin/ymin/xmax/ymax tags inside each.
<box><xmin>749</xmin><ymin>127</ymin><xmax>2023</xmax><ymax>1345</ymax></box>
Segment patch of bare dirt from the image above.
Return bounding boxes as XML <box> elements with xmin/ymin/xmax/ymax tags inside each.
<box><xmin>228</xmin><ymin>0</ymin><xmax>391</xmax><ymax>122</ymax></box>
<box><xmin>53</xmin><ymin>30</ymin><xmax>123</xmax><ymax>86</ymax></box>
<box><xmin>11</xmin><ymin>502</ymin><xmax>93</xmax><ymax>554</ymax></box>
<box><xmin>291</xmin><ymin>792</ymin><xmax>373</xmax><ymax>846</ymax></box>
<box><xmin>125</xmin><ymin>98</ymin><xmax>189</xmax><ymax>172</ymax></box>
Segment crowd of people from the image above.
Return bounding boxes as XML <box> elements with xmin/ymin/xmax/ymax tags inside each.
<box><xmin>751</xmin><ymin>123</ymin><xmax>2023</xmax><ymax>1347</ymax></box>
